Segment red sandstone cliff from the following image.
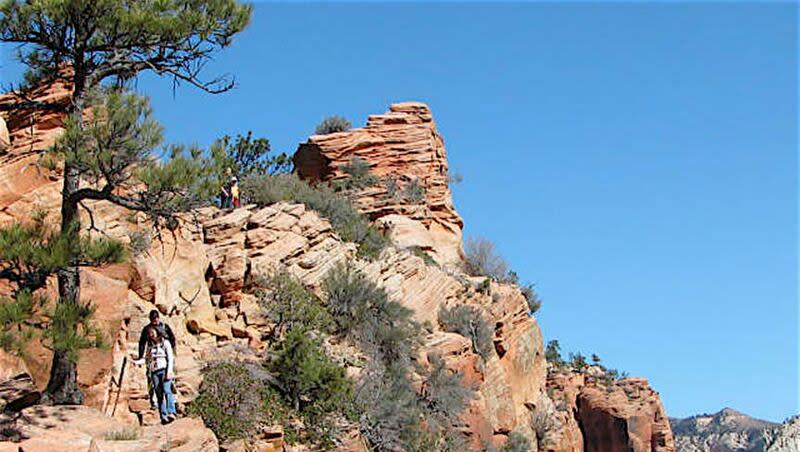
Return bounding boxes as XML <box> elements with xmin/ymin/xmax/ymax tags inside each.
<box><xmin>0</xmin><ymin>89</ymin><xmax>675</xmax><ymax>452</ymax></box>
<box><xmin>293</xmin><ymin>102</ymin><xmax>464</xmax><ymax>266</ymax></box>
<box><xmin>542</xmin><ymin>371</ymin><xmax>675</xmax><ymax>452</ymax></box>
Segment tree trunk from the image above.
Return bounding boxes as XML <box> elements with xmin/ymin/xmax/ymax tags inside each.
<box><xmin>43</xmin><ymin>73</ymin><xmax>85</xmax><ymax>405</ymax></box>
<box><xmin>43</xmin><ymin>349</ymin><xmax>83</xmax><ymax>405</ymax></box>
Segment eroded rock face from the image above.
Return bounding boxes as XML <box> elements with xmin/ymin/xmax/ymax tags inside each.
<box><xmin>293</xmin><ymin>102</ymin><xmax>464</xmax><ymax>266</ymax></box>
<box><xmin>0</xmin><ymin>80</ymin><xmax>71</xmax><ymax>226</ymax></box>
<box><xmin>542</xmin><ymin>372</ymin><xmax>676</xmax><ymax>452</ymax></box>
<box><xmin>0</xmin><ymin>87</ymin><xmax>676</xmax><ymax>451</ymax></box>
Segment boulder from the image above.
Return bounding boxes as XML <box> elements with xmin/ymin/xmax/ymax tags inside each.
<box><xmin>186</xmin><ymin>301</ymin><xmax>232</xmax><ymax>339</ymax></box>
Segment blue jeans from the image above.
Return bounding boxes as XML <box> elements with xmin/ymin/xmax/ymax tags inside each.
<box><xmin>151</xmin><ymin>368</ymin><xmax>176</xmax><ymax>421</ymax></box>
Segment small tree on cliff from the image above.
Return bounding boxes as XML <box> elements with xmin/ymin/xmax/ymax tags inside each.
<box><xmin>210</xmin><ymin>131</ymin><xmax>292</xmax><ymax>179</ymax></box>
<box><xmin>0</xmin><ymin>212</ymin><xmax>125</xmax><ymax>361</ymax></box>
<box><xmin>0</xmin><ymin>0</ymin><xmax>251</xmax><ymax>404</ymax></box>
<box><xmin>545</xmin><ymin>340</ymin><xmax>564</xmax><ymax>368</ymax></box>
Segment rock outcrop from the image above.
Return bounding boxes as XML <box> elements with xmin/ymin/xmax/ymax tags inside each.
<box><xmin>0</xmin><ymin>79</ymin><xmax>71</xmax><ymax>226</ymax></box>
<box><xmin>541</xmin><ymin>371</ymin><xmax>676</xmax><ymax>452</ymax></box>
<box><xmin>671</xmin><ymin>408</ymin><xmax>782</xmax><ymax>452</ymax></box>
<box><xmin>766</xmin><ymin>416</ymin><xmax>800</xmax><ymax>452</ymax></box>
<box><xmin>0</xmin><ymin>89</ymin><xmax>676</xmax><ymax>451</ymax></box>
<box><xmin>293</xmin><ymin>102</ymin><xmax>464</xmax><ymax>266</ymax></box>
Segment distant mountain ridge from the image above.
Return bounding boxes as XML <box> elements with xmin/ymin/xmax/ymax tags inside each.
<box><xmin>671</xmin><ymin>408</ymin><xmax>799</xmax><ymax>452</ymax></box>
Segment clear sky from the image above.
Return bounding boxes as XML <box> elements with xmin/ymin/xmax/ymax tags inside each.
<box><xmin>2</xmin><ymin>2</ymin><xmax>797</xmax><ymax>423</ymax></box>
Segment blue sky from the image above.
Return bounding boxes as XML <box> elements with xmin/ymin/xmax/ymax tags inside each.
<box><xmin>2</xmin><ymin>2</ymin><xmax>797</xmax><ymax>422</ymax></box>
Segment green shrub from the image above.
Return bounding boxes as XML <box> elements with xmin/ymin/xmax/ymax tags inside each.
<box><xmin>188</xmin><ymin>361</ymin><xmax>267</xmax><ymax>442</ymax></box>
<box><xmin>438</xmin><ymin>304</ymin><xmax>494</xmax><ymax>361</ymax></box>
<box><xmin>322</xmin><ymin>264</ymin><xmax>475</xmax><ymax>451</ymax></box>
<box><xmin>315</xmin><ymin>116</ymin><xmax>352</xmax><ymax>135</ymax></box>
<box><xmin>334</xmin><ymin>157</ymin><xmax>379</xmax><ymax>191</ymax></box>
<box><xmin>355</xmin><ymin>362</ymin><xmax>430</xmax><ymax>451</ymax></box>
<box><xmin>323</xmin><ymin>263</ymin><xmax>420</xmax><ymax>365</ymax></box>
<box><xmin>268</xmin><ymin>328</ymin><xmax>352</xmax><ymax>413</ymax></box>
<box><xmin>384</xmin><ymin>176</ymin><xmax>399</xmax><ymax>199</ymax></box>
<box><xmin>420</xmin><ymin>354</ymin><xmax>474</xmax><ymax>432</ymax></box>
<box><xmin>531</xmin><ymin>410</ymin><xmax>557</xmax><ymax>447</ymax></box>
<box><xmin>500</xmin><ymin>431</ymin><xmax>532</xmax><ymax>452</ymax></box>
<box><xmin>268</xmin><ymin>328</ymin><xmax>354</xmax><ymax>449</ymax></box>
<box><xmin>408</xmin><ymin>246</ymin><xmax>437</xmax><ymax>266</ymax></box>
<box><xmin>323</xmin><ymin>264</ymin><xmax>426</xmax><ymax>449</ymax></box>
<box><xmin>477</xmin><ymin>278</ymin><xmax>491</xmax><ymax>295</ymax></box>
<box><xmin>322</xmin><ymin>263</ymin><xmax>380</xmax><ymax>334</ymax></box>
<box><xmin>521</xmin><ymin>284</ymin><xmax>542</xmax><ymax>314</ymax></box>
<box><xmin>242</xmin><ymin>174</ymin><xmax>388</xmax><ymax>259</ymax></box>
<box><xmin>402</xmin><ymin>178</ymin><xmax>426</xmax><ymax>204</ymax></box>
<box><xmin>254</xmin><ymin>270</ymin><xmax>333</xmax><ymax>338</ymax></box>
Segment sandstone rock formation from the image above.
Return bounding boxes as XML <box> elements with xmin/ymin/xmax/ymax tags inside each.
<box><xmin>541</xmin><ymin>371</ymin><xmax>676</xmax><ymax>452</ymax></box>
<box><xmin>0</xmin><ymin>87</ymin><xmax>676</xmax><ymax>451</ymax></box>
<box><xmin>0</xmin><ymin>79</ymin><xmax>71</xmax><ymax>226</ymax></box>
<box><xmin>293</xmin><ymin>102</ymin><xmax>464</xmax><ymax>266</ymax></box>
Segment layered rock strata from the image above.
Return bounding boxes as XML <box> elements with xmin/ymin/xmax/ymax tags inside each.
<box><xmin>293</xmin><ymin>102</ymin><xmax>464</xmax><ymax>266</ymax></box>
<box><xmin>0</xmin><ymin>88</ymin><xmax>675</xmax><ymax>451</ymax></box>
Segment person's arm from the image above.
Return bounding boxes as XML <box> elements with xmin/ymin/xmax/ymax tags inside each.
<box><xmin>137</xmin><ymin>327</ymin><xmax>147</xmax><ymax>360</ymax></box>
<box><xmin>165</xmin><ymin>323</ymin><xmax>176</xmax><ymax>352</ymax></box>
<box><xmin>165</xmin><ymin>341</ymin><xmax>175</xmax><ymax>380</ymax></box>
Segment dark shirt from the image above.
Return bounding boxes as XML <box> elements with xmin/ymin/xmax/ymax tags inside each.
<box><xmin>137</xmin><ymin>321</ymin><xmax>176</xmax><ymax>360</ymax></box>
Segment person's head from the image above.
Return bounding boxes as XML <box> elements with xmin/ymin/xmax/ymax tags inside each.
<box><xmin>146</xmin><ymin>325</ymin><xmax>162</xmax><ymax>343</ymax></box>
<box><xmin>231</xmin><ymin>176</ymin><xmax>238</xmax><ymax>185</ymax></box>
<box><xmin>149</xmin><ymin>309</ymin><xmax>160</xmax><ymax>325</ymax></box>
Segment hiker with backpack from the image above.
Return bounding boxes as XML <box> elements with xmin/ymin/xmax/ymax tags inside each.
<box><xmin>134</xmin><ymin>310</ymin><xmax>176</xmax><ymax>410</ymax></box>
<box><xmin>140</xmin><ymin>324</ymin><xmax>177</xmax><ymax>424</ymax></box>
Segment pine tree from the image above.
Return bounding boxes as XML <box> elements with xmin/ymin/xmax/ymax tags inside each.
<box><xmin>569</xmin><ymin>352</ymin><xmax>588</xmax><ymax>373</ymax></box>
<box><xmin>545</xmin><ymin>339</ymin><xmax>563</xmax><ymax>368</ymax></box>
<box><xmin>0</xmin><ymin>213</ymin><xmax>124</xmax><ymax>362</ymax></box>
<box><xmin>268</xmin><ymin>327</ymin><xmax>351</xmax><ymax>413</ymax></box>
<box><xmin>210</xmin><ymin>131</ymin><xmax>292</xmax><ymax>180</ymax></box>
<box><xmin>0</xmin><ymin>0</ymin><xmax>251</xmax><ymax>404</ymax></box>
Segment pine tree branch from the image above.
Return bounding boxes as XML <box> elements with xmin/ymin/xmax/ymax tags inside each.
<box><xmin>78</xmin><ymin>201</ymin><xmax>110</xmax><ymax>238</ymax></box>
